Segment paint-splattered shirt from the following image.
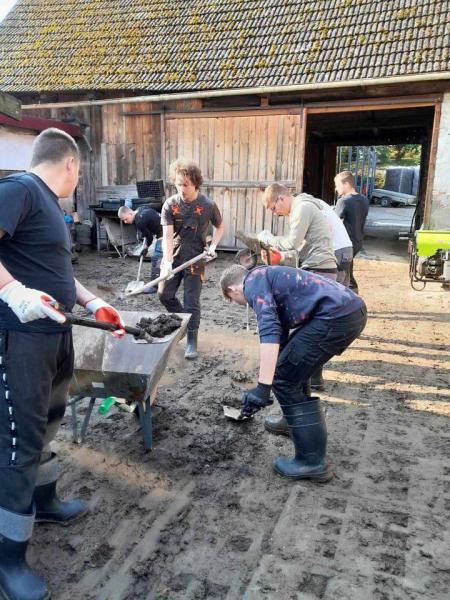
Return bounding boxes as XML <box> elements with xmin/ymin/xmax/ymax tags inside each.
<box><xmin>243</xmin><ymin>266</ymin><xmax>364</xmax><ymax>344</ymax></box>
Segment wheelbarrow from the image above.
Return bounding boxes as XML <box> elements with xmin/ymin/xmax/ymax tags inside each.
<box><xmin>68</xmin><ymin>310</ymin><xmax>190</xmax><ymax>450</ymax></box>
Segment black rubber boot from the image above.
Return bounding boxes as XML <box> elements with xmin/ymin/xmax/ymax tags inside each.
<box><xmin>310</xmin><ymin>367</ymin><xmax>324</xmax><ymax>391</ymax></box>
<box><xmin>184</xmin><ymin>330</ymin><xmax>198</xmax><ymax>360</ymax></box>
<box><xmin>273</xmin><ymin>398</ymin><xmax>333</xmax><ymax>482</ymax></box>
<box><xmin>34</xmin><ymin>481</ymin><xmax>88</xmax><ymax>526</ymax></box>
<box><xmin>0</xmin><ymin>507</ymin><xmax>49</xmax><ymax>600</ymax></box>
<box><xmin>147</xmin><ymin>258</ymin><xmax>160</xmax><ymax>295</ymax></box>
<box><xmin>264</xmin><ymin>415</ymin><xmax>290</xmax><ymax>436</ymax></box>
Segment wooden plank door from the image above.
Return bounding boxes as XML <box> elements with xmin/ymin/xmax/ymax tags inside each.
<box><xmin>165</xmin><ymin>110</ymin><xmax>305</xmax><ymax>249</ymax></box>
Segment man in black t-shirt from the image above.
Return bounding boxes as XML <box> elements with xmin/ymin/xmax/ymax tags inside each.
<box><xmin>159</xmin><ymin>159</ymin><xmax>224</xmax><ymax>359</ymax></box>
<box><xmin>334</xmin><ymin>171</ymin><xmax>369</xmax><ymax>294</ymax></box>
<box><xmin>118</xmin><ymin>205</ymin><xmax>163</xmax><ymax>293</ymax></box>
<box><xmin>0</xmin><ymin>128</ymin><xmax>125</xmax><ymax>600</ymax></box>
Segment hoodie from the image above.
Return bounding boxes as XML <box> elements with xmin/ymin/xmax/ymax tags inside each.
<box><xmin>266</xmin><ymin>194</ymin><xmax>336</xmax><ymax>270</ymax></box>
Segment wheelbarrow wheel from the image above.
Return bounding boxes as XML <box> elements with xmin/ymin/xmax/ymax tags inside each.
<box><xmin>235</xmin><ymin>248</ymin><xmax>258</xmax><ymax>270</ymax></box>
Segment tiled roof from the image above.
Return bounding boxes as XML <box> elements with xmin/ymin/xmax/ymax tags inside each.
<box><xmin>0</xmin><ymin>0</ymin><xmax>449</xmax><ymax>93</ymax></box>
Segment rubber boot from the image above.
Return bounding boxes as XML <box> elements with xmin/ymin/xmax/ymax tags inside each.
<box><xmin>34</xmin><ymin>481</ymin><xmax>88</xmax><ymax>526</ymax></box>
<box><xmin>147</xmin><ymin>257</ymin><xmax>160</xmax><ymax>295</ymax></box>
<box><xmin>273</xmin><ymin>398</ymin><xmax>333</xmax><ymax>482</ymax></box>
<box><xmin>310</xmin><ymin>367</ymin><xmax>324</xmax><ymax>391</ymax></box>
<box><xmin>265</xmin><ymin>380</ymin><xmax>311</xmax><ymax>436</ymax></box>
<box><xmin>0</xmin><ymin>507</ymin><xmax>49</xmax><ymax>600</ymax></box>
<box><xmin>264</xmin><ymin>415</ymin><xmax>290</xmax><ymax>436</ymax></box>
<box><xmin>184</xmin><ymin>330</ymin><xmax>198</xmax><ymax>360</ymax></box>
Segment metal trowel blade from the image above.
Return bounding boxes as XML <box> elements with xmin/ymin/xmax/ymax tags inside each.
<box><xmin>223</xmin><ymin>406</ymin><xmax>252</xmax><ymax>421</ymax></box>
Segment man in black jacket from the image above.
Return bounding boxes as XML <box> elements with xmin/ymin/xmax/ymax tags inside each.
<box><xmin>118</xmin><ymin>205</ymin><xmax>163</xmax><ymax>293</ymax></box>
<box><xmin>334</xmin><ymin>171</ymin><xmax>369</xmax><ymax>294</ymax></box>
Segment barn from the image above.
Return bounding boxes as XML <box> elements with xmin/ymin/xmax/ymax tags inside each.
<box><xmin>1</xmin><ymin>0</ymin><xmax>449</xmax><ymax>247</ymax></box>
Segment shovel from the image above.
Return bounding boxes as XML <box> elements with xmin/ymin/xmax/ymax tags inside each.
<box><xmin>223</xmin><ymin>406</ymin><xmax>253</xmax><ymax>421</ymax></box>
<box><xmin>62</xmin><ymin>312</ymin><xmax>154</xmax><ymax>343</ymax></box>
<box><xmin>125</xmin><ymin>253</ymin><xmax>145</xmax><ymax>295</ymax></box>
<box><xmin>125</xmin><ymin>251</ymin><xmax>209</xmax><ymax>297</ymax></box>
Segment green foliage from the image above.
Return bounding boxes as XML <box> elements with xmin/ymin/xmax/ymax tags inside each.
<box><xmin>375</xmin><ymin>144</ymin><xmax>421</xmax><ymax>167</ymax></box>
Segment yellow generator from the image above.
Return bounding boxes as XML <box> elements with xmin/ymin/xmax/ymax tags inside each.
<box><xmin>409</xmin><ymin>230</ymin><xmax>450</xmax><ymax>290</ymax></box>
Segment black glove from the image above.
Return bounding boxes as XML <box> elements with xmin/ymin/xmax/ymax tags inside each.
<box><xmin>241</xmin><ymin>383</ymin><xmax>273</xmax><ymax>417</ymax></box>
<box><xmin>139</xmin><ymin>245</ymin><xmax>149</xmax><ymax>258</ymax></box>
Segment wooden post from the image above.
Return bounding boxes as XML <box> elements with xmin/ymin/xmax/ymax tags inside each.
<box><xmin>423</xmin><ymin>101</ymin><xmax>442</xmax><ymax>229</ymax></box>
<box><xmin>295</xmin><ymin>107</ymin><xmax>307</xmax><ymax>193</ymax></box>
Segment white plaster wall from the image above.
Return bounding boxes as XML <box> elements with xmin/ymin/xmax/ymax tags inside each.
<box><xmin>430</xmin><ymin>93</ymin><xmax>450</xmax><ymax>230</ymax></box>
<box><xmin>0</xmin><ymin>126</ymin><xmax>35</xmax><ymax>170</ymax></box>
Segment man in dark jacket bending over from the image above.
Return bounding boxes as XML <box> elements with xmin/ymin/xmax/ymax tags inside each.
<box><xmin>220</xmin><ymin>265</ymin><xmax>367</xmax><ymax>482</ymax></box>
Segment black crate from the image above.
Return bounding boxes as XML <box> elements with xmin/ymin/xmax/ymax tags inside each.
<box><xmin>136</xmin><ymin>180</ymin><xmax>165</xmax><ymax>199</ymax></box>
<box><xmin>100</xmin><ymin>199</ymin><xmax>124</xmax><ymax>210</ymax></box>
<box><xmin>131</xmin><ymin>197</ymin><xmax>163</xmax><ymax>211</ymax></box>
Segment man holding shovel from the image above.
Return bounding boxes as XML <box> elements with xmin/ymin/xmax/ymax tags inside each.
<box><xmin>0</xmin><ymin>128</ymin><xmax>125</xmax><ymax>600</ymax></box>
<box><xmin>118</xmin><ymin>205</ymin><xmax>163</xmax><ymax>294</ymax></box>
<box><xmin>159</xmin><ymin>159</ymin><xmax>224</xmax><ymax>360</ymax></box>
<box><xmin>220</xmin><ymin>264</ymin><xmax>367</xmax><ymax>482</ymax></box>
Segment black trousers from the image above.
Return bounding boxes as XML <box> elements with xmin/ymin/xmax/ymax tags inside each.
<box><xmin>349</xmin><ymin>248</ymin><xmax>362</xmax><ymax>292</ymax></box>
<box><xmin>0</xmin><ymin>329</ymin><xmax>73</xmax><ymax>513</ymax></box>
<box><xmin>158</xmin><ymin>269</ymin><xmax>203</xmax><ymax>332</ymax></box>
<box><xmin>272</xmin><ymin>307</ymin><xmax>367</xmax><ymax>405</ymax></box>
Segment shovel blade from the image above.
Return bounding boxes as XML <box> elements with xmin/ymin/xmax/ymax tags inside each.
<box><xmin>125</xmin><ymin>280</ymin><xmax>145</xmax><ymax>294</ymax></box>
<box><xmin>223</xmin><ymin>406</ymin><xmax>252</xmax><ymax>421</ymax></box>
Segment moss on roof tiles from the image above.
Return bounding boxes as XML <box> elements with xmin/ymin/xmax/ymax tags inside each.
<box><xmin>0</xmin><ymin>0</ymin><xmax>449</xmax><ymax>93</ymax></box>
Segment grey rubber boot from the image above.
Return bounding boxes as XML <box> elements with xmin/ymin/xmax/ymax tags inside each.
<box><xmin>34</xmin><ymin>453</ymin><xmax>87</xmax><ymax>526</ymax></box>
<box><xmin>0</xmin><ymin>506</ymin><xmax>49</xmax><ymax>600</ymax></box>
<box><xmin>34</xmin><ymin>481</ymin><xmax>88</xmax><ymax>526</ymax></box>
<box><xmin>273</xmin><ymin>398</ymin><xmax>333</xmax><ymax>482</ymax></box>
<box><xmin>310</xmin><ymin>367</ymin><xmax>324</xmax><ymax>391</ymax></box>
<box><xmin>264</xmin><ymin>415</ymin><xmax>290</xmax><ymax>436</ymax></box>
<box><xmin>184</xmin><ymin>330</ymin><xmax>198</xmax><ymax>360</ymax></box>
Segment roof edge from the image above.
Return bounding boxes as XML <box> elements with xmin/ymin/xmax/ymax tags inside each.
<box><xmin>21</xmin><ymin>71</ymin><xmax>450</xmax><ymax>110</ymax></box>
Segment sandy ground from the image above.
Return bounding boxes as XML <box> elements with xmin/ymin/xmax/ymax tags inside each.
<box><xmin>28</xmin><ymin>247</ymin><xmax>449</xmax><ymax>600</ymax></box>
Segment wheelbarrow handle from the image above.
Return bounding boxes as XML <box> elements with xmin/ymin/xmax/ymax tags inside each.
<box><xmin>62</xmin><ymin>313</ymin><xmax>152</xmax><ymax>341</ymax></box>
<box><xmin>126</xmin><ymin>251</ymin><xmax>209</xmax><ymax>297</ymax></box>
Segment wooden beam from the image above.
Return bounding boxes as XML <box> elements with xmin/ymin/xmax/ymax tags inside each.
<box><xmin>306</xmin><ymin>95</ymin><xmax>442</xmax><ymax>114</ymax></box>
<box><xmin>166</xmin><ymin>179</ymin><xmax>296</xmax><ymax>190</ymax></box>
<box><xmin>423</xmin><ymin>102</ymin><xmax>442</xmax><ymax>228</ymax></box>
<box><xmin>0</xmin><ymin>92</ymin><xmax>21</xmax><ymax>121</ymax></box>
<box><xmin>165</xmin><ymin>107</ymin><xmax>302</xmax><ymax>119</ymax></box>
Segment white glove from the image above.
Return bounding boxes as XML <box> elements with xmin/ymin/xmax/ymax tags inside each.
<box><xmin>0</xmin><ymin>280</ymin><xmax>66</xmax><ymax>324</ymax></box>
<box><xmin>258</xmin><ymin>230</ymin><xmax>273</xmax><ymax>245</ymax></box>
<box><xmin>160</xmin><ymin>260</ymin><xmax>173</xmax><ymax>279</ymax></box>
<box><xmin>85</xmin><ymin>297</ymin><xmax>125</xmax><ymax>338</ymax></box>
<box><xmin>206</xmin><ymin>243</ymin><xmax>217</xmax><ymax>258</ymax></box>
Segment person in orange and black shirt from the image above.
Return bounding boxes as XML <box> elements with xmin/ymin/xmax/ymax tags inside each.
<box><xmin>159</xmin><ymin>159</ymin><xmax>224</xmax><ymax>359</ymax></box>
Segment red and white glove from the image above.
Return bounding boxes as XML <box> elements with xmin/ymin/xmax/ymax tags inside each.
<box><xmin>84</xmin><ymin>297</ymin><xmax>125</xmax><ymax>338</ymax></box>
<box><xmin>261</xmin><ymin>247</ymin><xmax>283</xmax><ymax>266</ymax></box>
<box><xmin>0</xmin><ymin>280</ymin><xmax>66</xmax><ymax>324</ymax></box>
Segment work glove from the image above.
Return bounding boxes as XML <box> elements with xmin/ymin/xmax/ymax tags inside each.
<box><xmin>160</xmin><ymin>260</ymin><xmax>173</xmax><ymax>280</ymax></box>
<box><xmin>139</xmin><ymin>244</ymin><xmax>149</xmax><ymax>258</ymax></box>
<box><xmin>257</xmin><ymin>230</ymin><xmax>273</xmax><ymax>245</ymax></box>
<box><xmin>84</xmin><ymin>297</ymin><xmax>125</xmax><ymax>338</ymax></box>
<box><xmin>0</xmin><ymin>280</ymin><xmax>66</xmax><ymax>324</ymax></box>
<box><xmin>206</xmin><ymin>243</ymin><xmax>217</xmax><ymax>259</ymax></box>
<box><xmin>261</xmin><ymin>247</ymin><xmax>283</xmax><ymax>266</ymax></box>
<box><xmin>241</xmin><ymin>383</ymin><xmax>273</xmax><ymax>417</ymax></box>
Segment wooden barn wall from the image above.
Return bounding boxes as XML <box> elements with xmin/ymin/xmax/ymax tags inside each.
<box><xmin>23</xmin><ymin>102</ymin><xmax>306</xmax><ymax>249</ymax></box>
<box><xmin>165</xmin><ymin>110</ymin><xmax>305</xmax><ymax>249</ymax></box>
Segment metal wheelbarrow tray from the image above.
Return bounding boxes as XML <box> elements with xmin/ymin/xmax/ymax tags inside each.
<box><xmin>68</xmin><ymin>310</ymin><xmax>190</xmax><ymax>450</ymax></box>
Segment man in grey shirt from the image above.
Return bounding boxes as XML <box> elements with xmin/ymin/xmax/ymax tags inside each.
<box><xmin>334</xmin><ymin>171</ymin><xmax>369</xmax><ymax>293</ymax></box>
<box><xmin>258</xmin><ymin>183</ymin><xmax>337</xmax><ymax>277</ymax></box>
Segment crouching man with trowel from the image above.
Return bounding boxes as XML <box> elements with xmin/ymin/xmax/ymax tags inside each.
<box><xmin>220</xmin><ymin>264</ymin><xmax>367</xmax><ymax>482</ymax></box>
<box><xmin>0</xmin><ymin>128</ymin><xmax>125</xmax><ymax>600</ymax></box>
<box><xmin>159</xmin><ymin>159</ymin><xmax>224</xmax><ymax>359</ymax></box>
